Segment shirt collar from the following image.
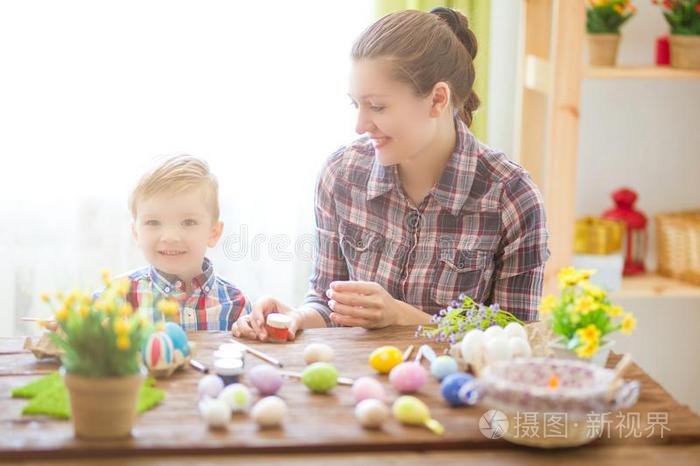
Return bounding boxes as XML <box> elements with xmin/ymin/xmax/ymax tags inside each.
<box><xmin>149</xmin><ymin>257</ymin><xmax>216</xmax><ymax>295</ymax></box>
<box><xmin>366</xmin><ymin>117</ymin><xmax>479</xmax><ymax>216</ymax></box>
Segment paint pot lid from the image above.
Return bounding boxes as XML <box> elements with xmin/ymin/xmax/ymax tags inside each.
<box><xmin>214</xmin><ymin>358</ymin><xmax>244</xmax><ymax>376</ymax></box>
<box><xmin>266</xmin><ymin>313</ymin><xmax>292</xmax><ymax>329</ymax></box>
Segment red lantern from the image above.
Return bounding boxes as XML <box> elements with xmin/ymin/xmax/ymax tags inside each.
<box><xmin>602</xmin><ymin>188</ymin><xmax>647</xmax><ymax>275</ymax></box>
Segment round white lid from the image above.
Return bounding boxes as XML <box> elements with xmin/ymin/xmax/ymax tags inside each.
<box><xmin>266</xmin><ymin>313</ymin><xmax>292</xmax><ymax>329</ymax></box>
<box><xmin>214</xmin><ymin>358</ymin><xmax>244</xmax><ymax>376</ymax></box>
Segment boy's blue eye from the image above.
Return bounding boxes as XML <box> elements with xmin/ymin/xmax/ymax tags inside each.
<box><xmin>182</xmin><ymin>219</ymin><xmax>197</xmax><ymax>227</ymax></box>
<box><xmin>370</xmin><ymin>105</ymin><xmax>385</xmax><ymax>112</ymax></box>
<box><xmin>144</xmin><ymin>220</ymin><xmax>160</xmax><ymax>226</ymax></box>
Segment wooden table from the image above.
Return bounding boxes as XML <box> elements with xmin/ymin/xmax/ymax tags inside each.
<box><xmin>2</xmin><ymin>327</ymin><xmax>700</xmax><ymax>465</ymax></box>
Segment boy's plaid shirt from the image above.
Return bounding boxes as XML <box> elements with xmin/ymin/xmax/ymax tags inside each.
<box><xmin>303</xmin><ymin>118</ymin><xmax>549</xmax><ymax>323</ymax></box>
<box><xmin>113</xmin><ymin>257</ymin><xmax>250</xmax><ymax>331</ymax></box>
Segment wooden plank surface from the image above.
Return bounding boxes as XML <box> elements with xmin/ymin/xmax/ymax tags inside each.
<box><xmin>2</xmin><ymin>327</ymin><xmax>700</xmax><ymax>461</ymax></box>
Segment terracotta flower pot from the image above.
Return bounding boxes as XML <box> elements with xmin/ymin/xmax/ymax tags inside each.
<box><xmin>64</xmin><ymin>370</ymin><xmax>144</xmax><ymax>439</ymax></box>
<box><xmin>670</xmin><ymin>35</ymin><xmax>700</xmax><ymax>70</ymax></box>
<box><xmin>587</xmin><ymin>33</ymin><xmax>620</xmax><ymax>67</ymax></box>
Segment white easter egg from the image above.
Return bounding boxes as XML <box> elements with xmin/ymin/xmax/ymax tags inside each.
<box><xmin>251</xmin><ymin>396</ymin><xmax>287</xmax><ymax>427</ymax></box>
<box><xmin>218</xmin><ymin>383</ymin><xmax>251</xmax><ymax>412</ymax></box>
<box><xmin>483</xmin><ymin>325</ymin><xmax>505</xmax><ymax>341</ymax></box>
<box><xmin>507</xmin><ymin>337</ymin><xmax>532</xmax><ymax>358</ymax></box>
<box><xmin>198</xmin><ymin>374</ymin><xmax>224</xmax><ymax>399</ymax></box>
<box><xmin>355</xmin><ymin>399</ymin><xmax>390</xmax><ymax>429</ymax></box>
<box><xmin>485</xmin><ymin>336</ymin><xmax>512</xmax><ymax>363</ymax></box>
<box><xmin>199</xmin><ymin>398</ymin><xmax>231</xmax><ymax>429</ymax></box>
<box><xmin>303</xmin><ymin>343</ymin><xmax>335</xmax><ymax>364</ymax></box>
<box><xmin>504</xmin><ymin>322</ymin><xmax>528</xmax><ymax>341</ymax></box>
<box><xmin>460</xmin><ymin>329</ymin><xmax>485</xmax><ymax>363</ymax></box>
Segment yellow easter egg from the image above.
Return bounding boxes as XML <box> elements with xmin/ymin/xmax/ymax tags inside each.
<box><xmin>369</xmin><ymin>346</ymin><xmax>403</xmax><ymax>374</ymax></box>
<box><xmin>392</xmin><ymin>395</ymin><xmax>429</xmax><ymax>425</ymax></box>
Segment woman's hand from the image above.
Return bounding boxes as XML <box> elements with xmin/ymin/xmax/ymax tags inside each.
<box><xmin>326</xmin><ymin>281</ymin><xmax>401</xmax><ymax>329</ymax></box>
<box><xmin>231</xmin><ymin>296</ymin><xmax>301</xmax><ymax>341</ymax></box>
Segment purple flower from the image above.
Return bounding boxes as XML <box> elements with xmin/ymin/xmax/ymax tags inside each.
<box><xmin>417</xmin><ymin>325</ymin><xmax>423</xmax><ymax>333</ymax></box>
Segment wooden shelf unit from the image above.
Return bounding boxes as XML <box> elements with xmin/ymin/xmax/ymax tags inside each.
<box><xmin>584</xmin><ymin>65</ymin><xmax>700</xmax><ymax>80</ymax></box>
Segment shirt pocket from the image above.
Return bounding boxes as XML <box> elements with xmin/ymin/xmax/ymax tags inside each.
<box><xmin>431</xmin><ymin>249</ymin><xmax>492</xmax><ymax>309</ymax></box>
<box><xmin>338</xmin><ymin>221</ymin><xmax>385</xmax><ymax>282</ymax></box>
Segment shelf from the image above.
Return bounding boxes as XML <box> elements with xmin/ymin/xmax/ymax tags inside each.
<box><xmin>611</xmin><ymin>272</ymin><xmax>700</xmax><ymax>298</ymax></box>
<box><xmin>584</xmin><ymin>65</ymin><xmax>700</xmax><ymax>80</ymax></box>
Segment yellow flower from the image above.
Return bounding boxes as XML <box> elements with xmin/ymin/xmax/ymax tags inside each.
<box><xmin>558</xmin><ymin>267</ymin><xmax>596</xmax><ymax>288</ymax></box>
<box><xmin>575</xmin><ymin>295</ymin><xmax>597</xmax><ymax>314</ymax></box>
<box><xmin>155</xmin><ymin>321</ymin><xmax>165</xmax><ymax>332</ymax></box>
<box><xmin>56</xmin><ymin>291</ymin><xmax>65</xmax><ymax>300</ymax></box>
<box><xmin>116</xmin><ymin>335</ymin><xmax>131</xmax><ymax>350</ymax></box>
<box><xmin>55</xmin><ymin>306</ymin><xmax>69</xmax><ymax>321</ymax></box>
<box><xmin>157</xmin><ymin>299</ymin><xmax>179</xmax><ymax>317</ymax></box>
<box><xmin>576</xmin><ymin>324</ymin><xmax>601</xmax><ymax>344</ymax></box>
<box><xmin>79</xmin><ymin>305</ymin><xmax>90</xmax><ymax>318</ymax></box>
<box><xmin>101</xmin><ymin>269</ymin><xmax>111</xmax><ymax>286</ymax></box>
<box><xmin>539</xmin><ymin>295</ymin><xmax>558</xmax><ymax>314</ymax></box>
<box><xmin>576</xmin><ymin>340</ymin><xmax>600</xmax><ymax>359</ymax></box>
<box><xmin>614</xmin><ymin>3</ymin><xmax>624</xmax><ymax>14</ymax></box>
<box><xmin>80</xmin><ymin>293</ymin><xmax>92</xmax><ymax>306</ymax></box>
<box><xmin>582</xmin><ymin>282</ymin><xmax>605</xmax><ymax>300</ymax></box>
<box><xmin>119</xmin><ymin>303</ymin><xmax>134</xmax><ymax>317</ymax></box>
<box><xmin>115</xmin><ymin>278</ymin><xmax>130</xmax><ymax>297</ymax></box>
<box><xmin>94</xmin><ymin>299</ymin><xmax>111</xmax><ymax>313</ymax></box>
<box><xmin>114</xmin><ymin>319</ymin><xmax>130</xmax><ymax>335</ymax></box>
<box><xmin>621</xmin><ymin>313</ymin><xmax>637</xmax><ymax>335</ymax></box>
<box><xmin>608</xmin><ymin>305</ymin><xmax>623</xmax><ymax>317</ymax></box>
<box><xmin>40</xmin><ymin>292</ymin><xmax>50</xmax><ymax>303</ymax></box>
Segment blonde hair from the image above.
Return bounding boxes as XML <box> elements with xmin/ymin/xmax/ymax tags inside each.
<box><xmin>352</xmin><ymin>8</ymin><xmax>480</xmax><ymax>127</ymax></box>
<box><xmin>129</xmin><ymin>155</ymin><xmax>220</xmax><ymax>221</ymax></box>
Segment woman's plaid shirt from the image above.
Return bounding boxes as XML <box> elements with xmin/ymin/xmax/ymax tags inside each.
<box><xmin>302</xmin><ymin>118</ymin><xmax>549</xmax><ymax>323</ymax></box>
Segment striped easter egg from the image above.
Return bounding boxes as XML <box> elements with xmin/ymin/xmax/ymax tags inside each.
<box><xmin>143</xmin><ymin>331</ymin><xmax>175</xmax><ymax>369</ymax></box>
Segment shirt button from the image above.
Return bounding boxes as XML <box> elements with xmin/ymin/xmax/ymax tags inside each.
<box><xmin>164</xmin><ymin>287</ymin><xmax>171</xmax><ymax>293</ymax></box>
<box><xmin>175</xmin><ymin>281</ymin><xmax>182</xmax><ymax>288</ymax></box>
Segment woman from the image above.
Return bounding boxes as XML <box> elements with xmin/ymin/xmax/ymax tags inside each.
<box><xmin>233</xmin><ymin>8</ymin><xmax>549</xmax><ymax>341</ymax></box>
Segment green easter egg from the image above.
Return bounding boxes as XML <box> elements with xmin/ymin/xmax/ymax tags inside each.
<box><xmin>392</xmin><ymin>395</ymin><xmax>430</xmax><ymax>425</ymax></box>
<box><xmin>302</xmin><ymin>362</ymin><xmax>339</xmax><ymax>393</ymax></box>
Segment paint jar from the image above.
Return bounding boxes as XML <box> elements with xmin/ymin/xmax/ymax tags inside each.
<box><xmin>265</xmin><ymin>313</ymin><xmax>292</xmax><ymax>343</ymax></box>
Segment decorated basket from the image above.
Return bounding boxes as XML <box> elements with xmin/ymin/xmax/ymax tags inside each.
<box><xmin>466</xmin><ymin>357</ymin><xmax>639</xmax><ymax>448</ymax></box>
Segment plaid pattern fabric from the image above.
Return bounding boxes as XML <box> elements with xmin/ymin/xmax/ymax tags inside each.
<box><xmin>303</xmin><ymin>118</ymin><xmax>549</xmax><ymax>323</ymax></box>
<box><xmin>107</xmin><ymin>257</ymin><xmax>250</xmax><ymax>331</ymax></box>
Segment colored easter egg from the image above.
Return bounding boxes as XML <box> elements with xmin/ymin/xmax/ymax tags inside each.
<box><xmin>508</xmin><ymin>336</ymin><xmax>532</xmax><ymax>358</ymax></box>
<box><xmin>164</xmin><ymin>321</ymin><xmax>189</xmax><ymax>357</ymax></box>
<box><xmin>392</xmin><ymin>396</ymin><xmax>444</xmax><ymax>434</ymax></box>
<box><xmin>198</xmin><ymin>374</ymin><xmax>225</xmax><ymax>399</ymax></box>
<box><xmin>303</xmin><ymin>343</ymin><xmax>335</xmax><ymax>364</ymax></box>
<box><xmin>248</xmin><ymin>364</ymin><xmax>284</xmax><ymax>396</ymax></box>
<box><xmin>389</xmin><ymin>362</ymin><xmax>427</xmax><ymax>393</ymax></box>
<box><xmin>251</xmin><ymin>396</ymin><xmax>287</xmax><ymax>427</ymax></box>
<box><xmin>355</xmin><ymin>399</ymin><xmax>390</xmax><ymax>429</ymax></box>
<box><xmin>504</xmin><ymin>322</ymin><xmax>527</xmax><ymax>341</ymax></box>
<box><xmin>440</xmin><ymin>372</ymin><xmax>475</xmax><ymax>406</ymax></box>
<box><xmin>483</xmin><ymin>325</ymin><xmax>505</xmax><ymax>341</ymax></box>
<box><xmin>430</xmin><ymin>355</ymin><xmax>459</xmax><ymax>381</ymax></box>
<box><xmin>369</xmin><ymin>346</ymin><xmax>403</xmax><ymax>374</ymax></box>
<box><xmin>302</xmin><ymin>362</ymin><xmax>338</xmax><ymax>393</ymax></box>
<box><xmin>143</xmin><ymin>331</ymin><xmax>175</xmax><ymax>369</ymax></box>
<box><xmin>485</xmin><ymin>336</ymin><xmax>512</xmax><ymax>362</ymax></box>
<box><xmin>218</xmin><ymin>383</ymin><xmax>251</xmax><ymax>412</ymax></box>
<box><xmin>199</xmin><ymin>398</ymin><xmax>231</xmax><ymax>428</ymax></box>
<box><xmin>352</xmin><ymin>376</ymin><xmax>387</xmax><ymax>403</ymax></box>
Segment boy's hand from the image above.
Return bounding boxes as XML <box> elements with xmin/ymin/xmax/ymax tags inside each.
<box><xmin>231</xmin><ymin>296</ymin><xmax>301</xmax><ymax>341</ymax></box>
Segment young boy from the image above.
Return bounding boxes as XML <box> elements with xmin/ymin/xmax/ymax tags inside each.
<box><xmin>115</xmin><ymin>154</ymin><xmax>250</xmax><ymax>331</ymax></box>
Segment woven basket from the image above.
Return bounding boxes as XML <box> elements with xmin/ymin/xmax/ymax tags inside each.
<box><xmin>656</xmin><ymin>210</ymin><xmax>700</xmax><ymax>286</ymax></box>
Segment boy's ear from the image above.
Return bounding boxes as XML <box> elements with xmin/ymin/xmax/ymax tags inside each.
<box><xmin>208</xmin><ymin>221</ymin><xmax>224</xmax><ymax>248</ymax></box>
<box><xmin>428</xmin><ymin>81</ymin><xmax>451</xmax><ymax>118</ymax></box>
<box><xmin>131</xmin><ymin>221</ymin><xmax>139</xmax><ymax>245</ymax></box>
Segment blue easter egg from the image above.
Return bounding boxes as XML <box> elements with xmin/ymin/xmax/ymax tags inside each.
<box><xmin>440</xmin><ymin>373</ymin><xmax>474</xmax><ymax>407</ymax></box>
<box><xmin>143</xmin><ymin>331</ymin><xmax>175</xmax><ymax>369</ymax></box>
<box><xmin>164</xmin><ymin>322</ymin><xmax>189</xmax><ymax>357</ymax></box>
<box><xmin>430</xmin><ymin>355</ymin><xmax>458</xmax><ymax>380</ymax></box>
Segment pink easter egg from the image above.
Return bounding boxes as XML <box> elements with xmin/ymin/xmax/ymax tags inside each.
<box><xmin>248</xmin><ymin>364</ymin><xmax>283</xmax><ymax>396</ymax></box>
<box><xmin>389</xmin><ymin>362</ymin><xmax>427</xmax><ymax>394</ymax></box>
<box><xmin>352</xmin><ymin>376</ymin><xmax>386</xmax><ymax>404</ymax></box>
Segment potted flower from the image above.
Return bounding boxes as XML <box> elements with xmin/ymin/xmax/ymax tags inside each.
<box><xmin>44</xmin><ymin>271</ymin><xmax>155</xmax><ymax>439</ymax></box>
<box><xmin>654</xmin><ymin>0</ymin><xmax>700</xmax><ymax>69</ymax></box>
<box><xmin>540</xmin><ymin>267</ymin><xmax>637</xmax><ymax>366</ymax></box>
<box><xmin>586</xmin><ymin>0</ymin><xmax>637</xmax><ymax>66</ymax></box>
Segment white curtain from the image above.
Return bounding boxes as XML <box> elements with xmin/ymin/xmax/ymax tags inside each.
<box><xmin>0</xmin><ymin>0</ymin><xmax>373</xmax><ymax>336</ymax></box>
